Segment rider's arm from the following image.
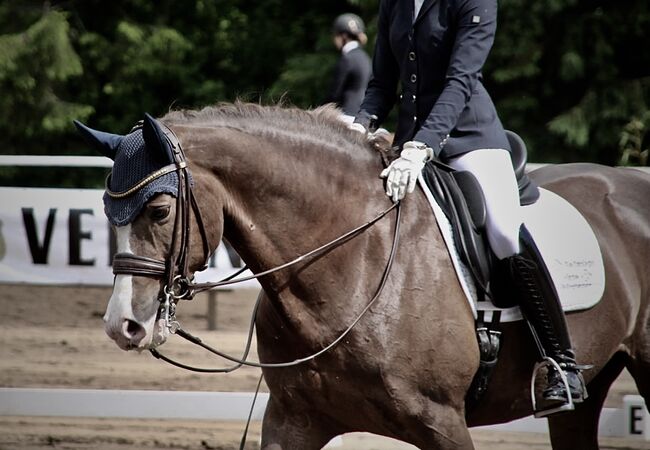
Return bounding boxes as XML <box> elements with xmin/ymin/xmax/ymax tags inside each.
<box><xmin>354</xmin><ymin>0</ymin><xmax>399</xmax><ymax>130</ymax></box>
<box><xmin>413</xmin><ymin>0</ymin><xmax>498</xmax><ymax>154</ymax></box>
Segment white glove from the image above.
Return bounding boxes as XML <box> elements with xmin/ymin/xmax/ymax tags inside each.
<box><xmin>347</xmin><ymin>121</ymin><xmax>390</xmax><ymax>140</ymax></box>
<box><xmin>370</xmin><ymin>127</ymin><xmax>390</xmax><ymax>137</ymax></box>
<box><xmin>380</xmin><ymin>141</ymin><xmax>433</xmax><ymax>202</ymax></box>
<box><xmin>348</xmin><ymin>122</ymin><xmax>367</xmax><ymax>134</ymax></box>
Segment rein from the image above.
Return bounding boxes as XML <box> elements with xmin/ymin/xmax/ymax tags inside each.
<box><xmin>150</xmin><ymin>202</ymin><xmax>401</xmax><ymax>371</ymax></box>
<box><xmin>109</xmin><ymin>123</ymin><xmax>402</xmax><ymax>371</ymax></box>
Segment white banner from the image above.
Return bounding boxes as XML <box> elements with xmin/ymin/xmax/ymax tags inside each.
<box><xmin>0</xmin><ymin>187</ymin><xmax>257</xmax><ymax>287</ymax></box>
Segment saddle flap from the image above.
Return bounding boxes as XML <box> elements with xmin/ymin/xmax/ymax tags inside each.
<box><xmin>451</xmin><ymin>170</ymin><xmax>487</xmax><ymax>230</ymax></box>
<box><xmin>422</xmin><ymin>164</ymin><xmax>492</xmax><ymax>295</ymax></box>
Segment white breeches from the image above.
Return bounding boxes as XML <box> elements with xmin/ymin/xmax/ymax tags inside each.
<box><xmin>447</xmin><ymin>149</ymin><xmax>522</xmax><ymax>259</ymax></box>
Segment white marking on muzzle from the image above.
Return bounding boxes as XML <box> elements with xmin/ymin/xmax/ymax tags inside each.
<box><xmin>104</xmin><ymin>224</ymin><xmax>168</xmax><ymax>349</ymax></box>
<box><xmin>104</xmin><ymin>224</ymin><xmax>151</xmax><ymax>349</ymax></box>
<box><xmin>104</xmin><ymin>224</ymin><xmax>134</xmax><ymax>325</ymax></box>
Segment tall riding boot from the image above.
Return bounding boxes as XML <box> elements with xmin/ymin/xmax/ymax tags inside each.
<box><xmin>506</xmin><ymin>226</ymin><xmax>587</xmax><ymax>405</ymax></box>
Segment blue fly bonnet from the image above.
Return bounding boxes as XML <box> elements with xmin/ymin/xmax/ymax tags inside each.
<box><xmin>74</xmin><ymin>114</ymin><xmax>190</xmax><ymax>226</ymax></box>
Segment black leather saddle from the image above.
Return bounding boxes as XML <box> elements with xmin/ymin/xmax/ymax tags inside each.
<box><xmin>421</xmin><ymin>130</ymin><xmax>540</xmax><ymax>303</ymax></box>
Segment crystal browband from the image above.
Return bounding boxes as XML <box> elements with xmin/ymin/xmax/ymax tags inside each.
<box><xmin>105</xmin><ymin>161</ymin><xmax>187</xmax><ymax>199</ymax></box>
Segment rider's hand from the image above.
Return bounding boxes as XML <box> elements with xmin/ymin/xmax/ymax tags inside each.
<box><xmin>380</xmin><ymin>141</ymin><xmax>433</xmax><ymax>202</ymax></box>
<box><xmin>348</xmin><ymin>122</ymin><xmax>367</xmax><ymax>134</ymax></box>
<box><xmin>369</xmin><ymin>127</ymin><xmax>390</xmax><ymax>139</ymax></box>
<box><xmin>348</xmin><ymin>119</ymin><xmax>390</xmax><ymax>141</ymax></box>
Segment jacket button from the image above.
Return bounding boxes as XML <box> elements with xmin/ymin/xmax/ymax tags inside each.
<box><xmin>413</xmin><ymin>116</ymin><xmax>417</xmax><ymax>122</ymax></box>
<box><xmin>410</xmin><ymin>74</ymin><xmax>417</xmax><ymax>83</ymax></box>
<box><xmin>412</xmin><ymin>95</ymin><xmax>417</xmax><ymax>102</ymax></box>
<box><xmin>409</xmin><ymin>52</ymin><xmax>416</xmax><ymax>61</ymax></box>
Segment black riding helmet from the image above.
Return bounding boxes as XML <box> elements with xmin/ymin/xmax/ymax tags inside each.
<box><xmin>332</xmin><ymin>13</ymin><xmax>365</xmax><ymax>40</ymax></box>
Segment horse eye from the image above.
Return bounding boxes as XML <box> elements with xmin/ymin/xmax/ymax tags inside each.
<box><xmin>150</xmin><ymin>206</ymin><xmax>170</xmax><ymax>221</ymax></box>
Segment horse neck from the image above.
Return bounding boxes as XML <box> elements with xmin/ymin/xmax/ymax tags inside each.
<box><xmin>176</xmin><ymin>121</ymin><xmax>459</xmax><ymax>354</ymax></box>
<box><xmin>179</xmin><ymin>123</ymin><xmax>389</xmax><ymax>299</ymax></box>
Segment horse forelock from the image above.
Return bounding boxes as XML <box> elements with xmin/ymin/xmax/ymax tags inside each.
<box><xmin>160</xmin><ymin>101</ymin><xmax>377</xmax><ymax>160</ymax></box>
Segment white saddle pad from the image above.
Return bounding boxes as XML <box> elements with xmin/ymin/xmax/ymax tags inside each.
<box><xmin>418</xmin><ymin>175</ymin><xmax>605</xmax><ymax>323</ymax></box>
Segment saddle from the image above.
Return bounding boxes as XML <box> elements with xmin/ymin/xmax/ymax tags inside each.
<box><xmin>421</xmin><ymin>130</ymin><xmax>540</xmax><ymax>306</ymax></box>
<box><xmin>419</xmin><ymin>131</ymin><xmax>540</xmax><ymax>408</ymax></box>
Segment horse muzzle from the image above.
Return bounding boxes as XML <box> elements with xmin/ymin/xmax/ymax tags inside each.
<box><xmin>104</xmin><ymin>315</ymin><xmax>168</xmax><ymax>351</ymax></box>
<box><xmin>104</xmin><ymin>317</ymin><xmax>144</xmax><ymax>350</ymax></box>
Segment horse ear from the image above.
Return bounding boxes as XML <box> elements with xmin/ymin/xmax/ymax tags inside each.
<box><xmin>73</xmin><ymin>120</ymin><xmax>123</xmax><ymax>160</ymax></box>
<box><xmin>142</xmin><ymin>113</ymin><xmax>174</xmax><ymax>164</ymax></box>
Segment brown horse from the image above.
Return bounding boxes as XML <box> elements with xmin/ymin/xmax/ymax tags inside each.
<box><xmin>83</xmin><ymin>103</ymin><xmax>650</xmax><ymax>449</ymax></box>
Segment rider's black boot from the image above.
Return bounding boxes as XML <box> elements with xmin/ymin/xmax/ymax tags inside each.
<box><xmin>542</xmin><ymin>350</ymin><xmax>586</xmax><ymax>403</ymax></box>
<box><xmin>506</xmin><ymin>226</ymin><xmax>588</xmax><ymax>408</ymax></box>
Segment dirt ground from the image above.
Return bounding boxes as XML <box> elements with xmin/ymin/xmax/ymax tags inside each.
<box><xmin>0</xmin><ymin>285</ymin><xmax>648</xmax><ymax>450</ymax></box>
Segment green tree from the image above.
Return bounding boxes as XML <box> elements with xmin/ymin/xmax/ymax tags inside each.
<box><xmin>488</xmin><ymin>0</ymin><xmax>650</xmax><ymax>164</ymax></box>
<box><xmin>0</xmin><ymin>8</ymin><xmax>93</xmax><ymax>152</ymax></box>
<box><xmin>0</xmin><ymin>4</ymin><xmax>95</xmax><ymax>187</ymax></box>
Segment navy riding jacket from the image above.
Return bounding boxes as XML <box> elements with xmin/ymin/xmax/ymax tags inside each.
<box><xmin>325</xmin><ymin>45</ymin><xmax>372</xmax><ymax>116</ymax></box>
<box><xmin>355</xmin><ymin>0</ymin><xmax>510</xmax><ymax>158</ymax></box>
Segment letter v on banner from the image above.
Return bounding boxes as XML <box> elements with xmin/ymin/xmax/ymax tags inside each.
<box><xmin>22</xmin><ymin>208</ymin><xmax>56</xmax><ymax>265</ymax></box>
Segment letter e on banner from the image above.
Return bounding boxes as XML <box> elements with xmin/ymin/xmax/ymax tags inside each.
<box><xmin>624</xmin><ymin>395</ymin><xmax>650</xmax><ymax>439</ymax></box>
<box><xmin>69</xmin><ymin>209</ymin><xmax>95</xmax><ymax>266</ymax></box>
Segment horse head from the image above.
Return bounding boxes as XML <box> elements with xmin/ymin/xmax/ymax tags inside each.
<box><xmin>75</xmin><ymin>115</ymin><xmax>219</xmax><ymax>351</ymax></box>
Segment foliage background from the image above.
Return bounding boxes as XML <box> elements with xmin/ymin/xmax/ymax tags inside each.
<box><xmin>1</xmin><ymin>0</ymin><xmax>649</xmax><ymax>187</ymax></box>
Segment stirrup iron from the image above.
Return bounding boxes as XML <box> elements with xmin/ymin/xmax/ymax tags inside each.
<box><xmin>531</xmin><ymin>357</ymin><xmax>577</xmax><ymax>418</ymax></box>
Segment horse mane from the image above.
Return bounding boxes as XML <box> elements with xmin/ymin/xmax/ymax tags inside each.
<box><xmin>161</xmin><ymin>101</ymin><xmax>380</xmax><ymax>159</ymax></box>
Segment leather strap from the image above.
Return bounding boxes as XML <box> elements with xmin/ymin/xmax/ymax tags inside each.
<box><xmin>109</xmin><ymin>122</ymin><xmax>211</xmax><ymax>300</ymax></box>
<box><xmin>113</xmin><ymin>253</ymin><xmax>166</xmax><ymax>278</ymax></box>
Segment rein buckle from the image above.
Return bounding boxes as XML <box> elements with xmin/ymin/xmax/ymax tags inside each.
<box><xmin>164</xmin><ymin>275</ymin><xmax>194</xmax><ymax>300</ymax></box>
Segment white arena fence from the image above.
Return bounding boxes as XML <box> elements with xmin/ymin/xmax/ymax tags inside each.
<box><xmin>0</xmin><ymin>388</ymin><xmax>648</xmax><ymax>443</ymax></box>
<box><xmin>1</xmin><ymin>156</ymin><xmax>649</xmax><ymax>443</ymax></box>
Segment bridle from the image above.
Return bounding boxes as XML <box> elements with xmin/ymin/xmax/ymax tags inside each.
<box><xmin>110</xmin><ymin>123</ymin><xmax>212</xmax><ymax>321</ymax></box>
<box><xmin>108</xmin><ymin>122</ymin><xmax>402</xmax><ymax>372</ymax></box>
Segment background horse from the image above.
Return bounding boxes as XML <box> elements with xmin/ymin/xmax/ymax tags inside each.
<box><xmin>90</xmin><ymin>103</ymin><xmax>650</xmax><ymax>449</ymax></box>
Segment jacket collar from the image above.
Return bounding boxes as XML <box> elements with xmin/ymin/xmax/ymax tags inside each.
<box><xmin>341</xmin><ymin>40</ymin><xmax>360</xmax><ymax>55</ymax></box>
<box><xmin>413</xmin><ymin>0</ymin><xmax>438</xmax><ymax>25</ymax></box>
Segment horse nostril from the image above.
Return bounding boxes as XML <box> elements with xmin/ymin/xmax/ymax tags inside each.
<box><xmin>122</xmin><ymin>319</ymin><xmax>146</xmax><ymax>344</ymax></box>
